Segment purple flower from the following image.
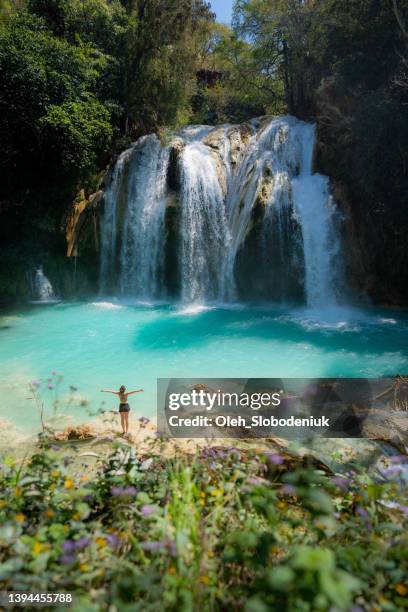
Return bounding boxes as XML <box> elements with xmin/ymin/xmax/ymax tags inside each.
<box><xmin>246</xmin><ymin>476</ymin><xmax>268</xmax><ymax>486</ymax></box>
<box><xmin>62</xmin><ymin>541</ymin><xmax>76</xmax><ymax>553</ymax></box>
<box><xmin>331</xmin><ymin>476</ymin><xmax>349</xmax><ymax>491</ymax></box>
<box><xmin>106</xmin><ymin>534</ymin><xmax>121</xmax><ymax>548</ymax></box>
<box><xmin>111</xmin><ymin>486</ymin><xmax>137</xmax><ymax>498</ymax></box>
<box><xmin>141</xmin><ymin>505</ymin><xmax>157</xmax><ymax>517</ymax></box>
<box><xmin>281</xmin><ymin>484</ymin><xmax>296</xmax><ymax>496</ymax></box>
<box><xmin>356</xmin><ymin>505</ymin><xmax>369</xmax><ymax>519</ymax></box>
<box><xmin>167</xmin><ymin>539</ymin><xmax>177</xmax><ymax>557</ymax></box>
<box><xmin>395</xmin><ymin>504</ymin><xmax>408</xmax><ymax>515</ymax></box>
<box><xmin>389</xmin><ymin>455</ymin><xmax>407</xmax><ymax>464</ymax></box>
<box><xmin>140</xmin><ymin>539</ymin><xmax>176</xmax><ymax>555</ymax></box>
<box><xmin>75</xmin><ymin>537</ymin><xmax>90</xmax><ymax>550</ymax></box>
<box><xmin>381</xmin><ymin>465</ymin><xmax>404</xmax><ymax>478</ymax></box>
<box><xmin>62</xmin><ymin>537</ymin><xmax>90</xmax><ymax>553</ymax></box>
<box><xmin>266</xmin><ymin>453</ymin><xmax>284</xmax><ymax>465</ymax></box>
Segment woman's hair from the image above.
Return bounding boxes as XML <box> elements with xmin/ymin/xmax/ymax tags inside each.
<box><xmin>119</xmin><ymin>385</ymin><xmax>126</xmax><ymax>393</ymax></box>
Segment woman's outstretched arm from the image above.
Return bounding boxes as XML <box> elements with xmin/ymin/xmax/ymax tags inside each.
<box><xmin>100</xmin><ymin>389</ymin><xmax>119</xmax><ymax>394</ymax></box>
<box><xmin>127</xmin><ymin>389</ymin><xmax>144</xmax><ymax>395</ymax></box>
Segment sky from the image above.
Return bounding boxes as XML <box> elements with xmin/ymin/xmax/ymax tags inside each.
<box><xmin>210</xmin><ymin>0</ymin><xmax>234</xmax><ymax>24</ymax></box>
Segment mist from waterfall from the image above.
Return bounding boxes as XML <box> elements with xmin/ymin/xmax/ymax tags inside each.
<box><xmin>99</xmin><ymin>116</ymin><xmax>344</xmax><ymax>307</ymax></box>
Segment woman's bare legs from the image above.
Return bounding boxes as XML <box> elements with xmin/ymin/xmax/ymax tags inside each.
<box><xmin>119</xmin><ymin>412</ymin><xmax>126</xmax><ymax>434</ymax></box>
<box><xmin>124</xmin><ymin>412</ymin><xmax>129</xmax><ymax>434</ymax></box>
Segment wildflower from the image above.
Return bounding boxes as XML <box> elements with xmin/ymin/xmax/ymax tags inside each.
<box><xmin>106</xmin><ymin>534</ymin><xmax>121</xmax><ymax>548</ymax></box>
<box><xmin>331</xmin><ymin>476</ymin><xmax>349</xmax><ymax>491</ymax></box>
<box><xmin>140</xmin><ymin>504</ymin><xmax>157</xmax><ymax>517</ymax></box>
<box><xmin>64</xmin><ymin>478</ymin><xmax>74</xmax><ymax>489</ymax></box>
<box><xmin>51</xmin><ymin>470</ymin><xmax>60</xmax><ymax>478</ymax></box>
<box><xmin>167</xmin><ymin>540</ymin><xmax>177</xmax><ymax>557</ymax></box>
<box><xmin>200</xmin><ymin>575</ymin><xmax>210</xmax><ymax>585</ymax></box>
<box><xmin>356</xmin><ymin>505</ymin><xmax>369</xmax><ymax>518</ymax></box>
<box><xmin>14</xmin><ymin>513</ymin><xmax>25</xmax><ymax>523</ymax></box>
<box><xmin>14</xmin><ymin>487</ymin><xmax>22</xmax><ymax>498</ymax></box>
<box><xmin>266</xmin><ymin>453</ymin><xmax>284</xmax><ymax>465</ymax></box>
<box><xmin>33</xmin><ymin>542</ymin><xmax>45</xmax><ymax>554</ymax></box>
<box><xmin>281</xmin><ymin>484</ymin><xmax>296</xmax><ymax>496</ymax></box>
<box><xmin>395</xmin><ymin>584</ymin><xmax>408</xmax><ymax>596</ymax></box>
<box><xmin>111</xmin><ymin>486</ymin><xmax>137</xmax><ymax>498</ymax></box>
<box><xmin>44</xmin><ymin>509</ymin><xmax>54</xmax><ymax>519</ymax></box>
<box><xmin>382</xmin><ymin>465</ymin><xmax>403</xmax><ymax>477</ymax></box>
<box><xmin>79</xmin><ymin>563</ymin><xmax>90</xmax><ymax>572</ymax></box>
<box><xmin>95</xmin><ymin>537</ymin><xmax>106</xmax><ymax>548</ymax></box>
<box><xmin>167</xmin><ymin>566</ymin><xmax>176</xmax><ymax>575</ymax></box>
<box><xmin>62</xmin><ymin>538</ymin><xmax>90</xmax><ymax>552</ymax></box>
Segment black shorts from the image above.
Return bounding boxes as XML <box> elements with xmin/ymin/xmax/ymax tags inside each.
<box><xmin>119</xmin><ymin>403</ymin><xmax>130</xmax><ymax>413</ymax></box>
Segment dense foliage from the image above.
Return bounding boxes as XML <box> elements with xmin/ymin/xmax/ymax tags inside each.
<box><xmin>0</xmin><ymin>438</ymin><xmax>407</xmax><ymax>610</ymax></box>
<box><xmin>0</xmin><ymin>0</ymin><xmax>215</xmax><ymax>297</ymax></box>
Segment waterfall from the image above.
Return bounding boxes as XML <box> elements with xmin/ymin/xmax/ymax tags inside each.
<box><xmin>99</xmin><ymin>136</ymin><xmax>169</xmax><ymax>299</ymax></box>
<box><xmin>179</xmin><ymin>141</ymin><xmax>230</xmax><ymax>303</ymax></box>
<box><xmin>34</xmin><ymin>266</ymin><xmax>55</xmax><ymax>301</ymax></box>
<box><xmin>291</xmin><ymin>122</ymin><xmax>342</xmax><ymax>307</ymax></box>
<box><xmin>99</xmin><ymin>116</ymin><xmax>344</xmax><ymax>306</ymax></box>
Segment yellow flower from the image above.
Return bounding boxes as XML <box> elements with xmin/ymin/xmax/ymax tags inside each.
<box><xmin>395</xmin><ymin>584</ymin><xmax>408</xmax><ymax>596</ymax></box>
<box><xmin>15</xmin><ymin>513</ymin><xmax>25</xmax><ymax>523</ymax></box>
<box><xmin>14</xmin><ymin>487</ymin><xmax>22</xmax><ymax>498</ymax></box>
<box><xmin>64</xmin><ymin>478</ymin><xmax>74</xmax><ymax>490</ymax></box>
<box><xmin>51</xmin><ymin>470</ymin><xmax>60</xmax><ymax>478</ymax></box>
<box><xmin>73</xmin><ymin>512</ymin><xmax>81</xmax><ymax>521</ymax></box>
<box><xmin>79</xmin><ymin>563</ymin><xmax>90</xmax><ymax>572</ymax></box>
<box><xmin>199</xmin><ymin>575</ymin><xmax>210</xmax><ymax>585</ymax></box>
<box><xmin>167</xmin><ymin>566</ymin><xmax>176</xmax><ymax>575</ymax></box>
<box><xmin>199</xmin><ymin>499</ymin><xmax>205</xmax><ymax>506</ymax></box>
<box><xmin>33</xmin><ymin>542</ymin><xmax>45</xmax><ymax>554</ymax></box>
<box><xmin>44</xmin><ymin>509</ymin><xmax>54</xmax><ymax>519</ymax></box>
<box><xmin>81</xmin><ymin>475</ymin><xmax>89</xmax><ymax>482</ymax></box>
<box><xmin>199</xmin><ymin>492</ymin><xmax>206</xmax><ymax>498</ymax></box>
<box><xmin>0</xmin><ymin>500</ymin><xmax>6</xmax><ymax>509</ymax></box>
<box><xmin>95</xmin><ymin>537</ymin><xmax>106</xmax><ymax>548</ymax></box>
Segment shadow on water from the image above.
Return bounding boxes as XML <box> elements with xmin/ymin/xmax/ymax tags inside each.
<box><xmin>132</xmin><ymin>306</ymin><xmax>408</xmax><ymax>360</ymax></box>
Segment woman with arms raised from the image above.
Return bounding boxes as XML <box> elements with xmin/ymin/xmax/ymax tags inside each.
<box><xmin>101</xmin><ymin>385</ymin><xmax>144</xmax><ymax>435</ymax></box>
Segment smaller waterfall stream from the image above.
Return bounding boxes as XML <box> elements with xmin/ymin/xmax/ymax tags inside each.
<box><xmin>33</xmin><ymin>266</ymin><xmax>55</xmax><ymax>301</ymax></box>
<box><xmin>292</xmin><ymin>123</ymin><xmax>342</xmax><ymax>307</ymax></box>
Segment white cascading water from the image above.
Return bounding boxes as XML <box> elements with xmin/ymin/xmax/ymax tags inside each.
<box><xmin>179</xmin><ymin>140</ymin><xmax>230</xmax><ymax>303</ymax></box>
<box><xmin>100</xmin><ymin>135</ymin><xmax>169</xmax><ymax>298</ymax></box>
<box><xmin>99</xmin><ymin>116</ymin><xmax>343</xmax><ymax>306</ymax></box>
<box><xmin>34</xmin><ymin>266</ymin><xmax>55</xmax><ymax>301</ymax></box>
<box><xmin>291</xmin><ymin>122</ymin><xmax>341</xmax><ymax>307</ymax></box>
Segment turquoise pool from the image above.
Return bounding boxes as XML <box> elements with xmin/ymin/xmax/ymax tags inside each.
<box><xmin>0</xmin><ymin>301</ymin><xmax>407</xmax><ymax>433</ymax></box>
